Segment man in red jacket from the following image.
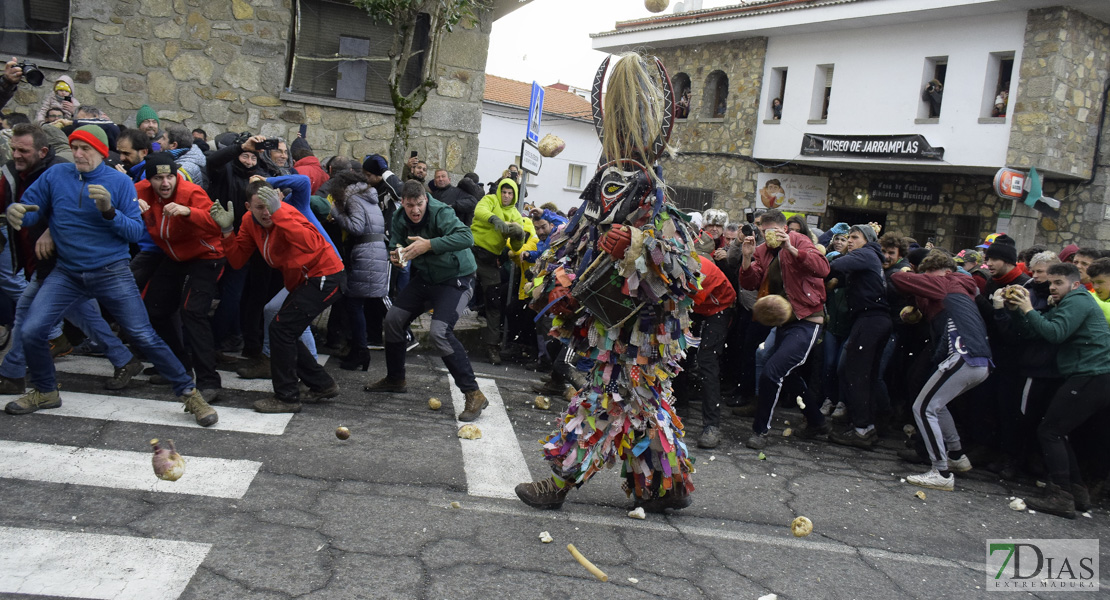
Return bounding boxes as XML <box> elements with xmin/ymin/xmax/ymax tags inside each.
<box><xmin>211</xmin><ymin>179</ymin><xmax>346</xmax><ymax>413</ymax></box>
<box><xmin>690</xmin><ymin>255</ymin><xmax>736</xmax><ymax>449</ymax></box>
<box><xmin>136</xmin><ymin>152</ymin><xmax>226</xmax><ymax>401</ymax></box>
<box><xmin>739</xmin><ymin>209</ymin><xmax>831</xmax><ymax>449</ymax></box>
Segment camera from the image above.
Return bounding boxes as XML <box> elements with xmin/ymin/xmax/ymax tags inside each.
<box><xmin>741</xmin><ymin>223</ymin><xmax>756</xmax><ymax>238</ymax></box>
<box><xmin>256</xmin><ymin>138</ymin><xmax>281</xmax><ymax>151</ymax></box>
<box><xmin>17</xmin><ymin>62</ymin><xmax>44</xmax><ymax>87</ymax></box>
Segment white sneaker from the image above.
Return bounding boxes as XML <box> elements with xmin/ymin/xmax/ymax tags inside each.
<box><xmin>819</xmin><ymin>398</ymin><xmax>834</xmax><ymax>416</ymax></box>
<box><xmin>831</xmin><ymin>401</ymin><xmax>847</xmax><ymax>420</ymax></box>
<box><xmin>906</xmin><ymin>468</ymin><xmax>954</xmax><ymax>491</ymax></box>
<box><xmin>949</xmin><ymin>454</ymin><xmax>973</xmax><ymax>473</ymax></box>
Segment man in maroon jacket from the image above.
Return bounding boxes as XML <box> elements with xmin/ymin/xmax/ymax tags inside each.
<box><xmin>739</xmin><ymin>210</ymin><xmax>830</xmax><ymax>449</ymax></box>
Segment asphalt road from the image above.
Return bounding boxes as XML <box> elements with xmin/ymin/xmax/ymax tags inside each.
<box><xmin>0</xmin><ymin>348</ymin><xmax>1105</xmax><ymax>600</ymax></box>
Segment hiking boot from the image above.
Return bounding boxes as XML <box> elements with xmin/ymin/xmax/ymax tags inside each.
<box><xmin>0</xmin><ymin>375</ymin><xmax>25</xmax><ymax>395</ymax></box>
<box><xmin>697</xmin><ymin>425</ymin><xmax>721</xmax><ymax>449</ymax></box>
<box><xmin>732</xmin><ymin>403</ymin><xmax>758</xmax><ymax>417</ymax></box>
<box><xmin>828</xmin><ymin>426</ymin><xmax>878</xmax><ymax>449</ymax></box>
<box><xmin>253</xmin><ymin>397</ymin><xmax>303</xmax><ymax>414</ymax></box>
<box><xmin>795</xmin><ymin>419</ymin><xmax>831</xmax><ymax>439</ymax></box>
<box><xmin>636</xmin><ymin>490</ymin><xmax>692</xmax><ymax>513</ymax></box>
<box><xmin>236</xmin><ymin>355</ymin><xmax>271</xmax><ymax>379</ymax></box>
<box><xmin>949</xmin><ymin>454</ymin><xmax>973</xmax><ymax>473</ymax></box>
<box><xmin>181</xmin><ymin>389</ymin><xmax>218</xmax><ymax>427</ymax></box>
<box><xmin>745</xmin><ymin>431</ymin><xmax>771</xmax><ymax>450</ymax></box>
<box><xmin>149</xmin><ymin>374</ymin><xmax>171</xmax><ymax>386</ymax></box>
<box><xmin>515</xmin><ymin>478</ymin><xmax>570</xmax><ymax>509</ymax></box>
<box><xmin>217</xmin><ymin>335</ymin><xmax>244</xmax><ymax>353</ymax></box>
<box><xmin>199</xmin><ymin>388</ymin><xmax>221</xmax><ymax>404</ymax></box>
<box><xmin>5</xmin><ymin>388</ymin><xmax>61</xmax><ymax>415</ymax></box>
<box><xmin>104</xmin><ymin>358</ymin><xmax>144</xmax><ymax>391</ymax></box>
<box><xmin>898</xmin><ymin>446</ymin><xmax>930</xmax><ymax>466</ymax></box>
<box><xmin>364</xmin><ymin>377</ymin><xmax>406</xmax><ymax>393</ymax></box>
<box><xmin>459</xmin><ymin>389</ymin><xmax>488</xmax><ymax>422</ymax></box>
<box><xmin>532</xmin><ymin>380</ymin><xmax>568</xmax><ymax>396</ymax></box>
<box><xmin>830</xmin><ymin>401</ymin><xmax>848</xmax><ymax>421</ymax></box>
<box><xmin>49</xmin><ymin>335</ymin><xmax>72</xmax><ymax>358</ymax></box>
<box><xmin>1072</xmin><ymin>484</ymin><xmax>1092</xmax><ymax>512</ymax></box>
<box><xmin>1026</xmin><ymin>483</ymin><xmax>1076</xmax><ymax>519</ymax></box>
<box><xmin>305</xmin><ymin>383</ymin><xmax>340</xmax><ymax>403</ymax></box>
<box><xmin>486</xmin><ymin>345</ymin><xmax>502</xmax><ymax>366</ymax></box>
<box><xmin>906</xmin><ymin>468</ymin><xmax>955</xmax><ymax>491</ymax></box>
<box><xmin>819</xmin><ymin>398</ymin><xmax>834</xmax><ymax>416</ymax></box>
<box><xmin>72</xmin><ymin>338</ymin><xmax>106</xmax><ymax>356</ymax></box>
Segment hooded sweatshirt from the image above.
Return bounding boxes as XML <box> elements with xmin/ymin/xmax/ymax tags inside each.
<box><xmin>223</xmin><ymin>203</ymin><xmax>344</xmax><ymax>291</ymax></box>
<box><xmin>19</xmin><ymin>160</ymin><xmax>145</xmax><ymax>272</ymax></box>
<box><xmin>828</xmin><ymin>240</ymin><xmax>889</xmax><ymax>317</ymax></box>
<box><xmin>472</xmin><ymin>178</ymin><xmax>528</xmax><ymax>254</ymax></box>
<box><xmin>890</xmin><ymin>270</ymin><xmax>992</xmax><ymax>366</ymax></box>
<box><xmin>1017</xmin><ymin>286</ymin><xmax>1110</xmax><ymax>378</ymax></box>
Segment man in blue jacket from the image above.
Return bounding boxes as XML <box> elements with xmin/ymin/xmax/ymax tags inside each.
<box><xmin>3</xmin><ymin>125</ymin><xmax>217</xmax><ymax>427</ymax></box>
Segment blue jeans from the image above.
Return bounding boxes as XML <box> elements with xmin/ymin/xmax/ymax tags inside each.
<box><xmin>262</xmin><ymin>288</ymin><xmax>316</xmax><ymax>358</ymax></box>
<box><xmin>1</xmin><ymin>276</ymin><xmax>133</xmax><ymax>379</ymax></box>
<box><xmin>22</xmin><ymin>260</ymin><xmax>193</xmax><ymax>395</ymax></box>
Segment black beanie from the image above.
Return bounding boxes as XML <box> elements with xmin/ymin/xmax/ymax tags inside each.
<box><xmin>984</xmin><ymin>234</ymin><xmax>1018</xmax><ymax>264</ymax></box>
<box><xmin>144</xmin><ymin>152</ymin><xmax>179</xmax><ymax>181</ymax></box>
<box><xmin>362</xmin><ymin>154</ymin><xmax>388</xmax><ymax>176</ymax></box>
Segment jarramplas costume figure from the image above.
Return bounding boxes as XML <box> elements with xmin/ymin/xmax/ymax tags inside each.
<box><xmin>515</xmin><ymin>53</ymin><xmax>702</xmax><ymax>513</ymax></box>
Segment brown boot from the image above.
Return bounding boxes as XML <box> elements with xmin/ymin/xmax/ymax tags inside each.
<box><xmin>1026</xmin><ymin>483</ymin><xmax>1076</xmax><ymax>519</ymax></box>
<box><xmin>458</xmin><ymin>389</ymin><xmax>488</xmax><ymax>422</ymax></box>
<box><xmin>515</xmin><ymin>478</ymin><xmax>570</xmax><ymax>510</ymax></box>
<box><xmin>236</xmin><ymin>355</ymin><xmax>271</xmax><ymax>379</ymax></box>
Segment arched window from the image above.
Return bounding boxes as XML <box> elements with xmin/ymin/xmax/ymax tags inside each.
<box><xmin>703</xmin><ymin>70</ymin><xmax>728</xmax><ymax>118</ymax></box>
<box><xmin>672</xmin><ymin>72</ymin><xmax>691</xmax><ymax>119</ymax></box>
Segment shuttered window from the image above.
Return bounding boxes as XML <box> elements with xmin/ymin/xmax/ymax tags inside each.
<box><xmin>288</xmin><ymin>0</ymin><xmax>429</xmax><ymax>105</ymax></box>
<box><xmin>0</xmin><ymin>0</ymin><xmax>71</xmax><ymax>63</ymax></box>
<box><xmin>671</xmin><ymin>186</ymin><xmax>715</xmax><ymax>212</ymax></box>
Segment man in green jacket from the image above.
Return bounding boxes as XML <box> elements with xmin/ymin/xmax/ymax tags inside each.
<box><xmin>364</xmin><ymin>181</ymin><xmax>489</xmax><ymax>421</ymax></box>
<box><xmin>1009</xmin><ymin>262</ymin><xmax>1110</xmax><ymax>518</ymax></box>
<box><xmin>470</xmin><ymin>177</ymin><xmax>529</xmax><ymax>364</ymax></box>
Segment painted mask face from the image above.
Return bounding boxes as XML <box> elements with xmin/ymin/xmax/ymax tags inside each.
<box><xmin>580</xmin><ymin>159</ymin><xmax>653</xmax><ymax>226</ymax></box>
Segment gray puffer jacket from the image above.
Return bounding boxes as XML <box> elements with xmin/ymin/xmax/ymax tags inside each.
<box><xmin>331</xmin><ymin>181</ymin><xmax>388</xmax><ymax>298</ymax></box>
<box><xmin>175</xmin><ymin>144</ymin><xmax>208</xmax><ymax>189</ymax></box>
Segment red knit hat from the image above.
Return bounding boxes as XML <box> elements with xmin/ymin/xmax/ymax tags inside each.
<box><xmin>68</xmin><ymin>124</ymin><xmax>109</xmax><ymax>158</ymax></box>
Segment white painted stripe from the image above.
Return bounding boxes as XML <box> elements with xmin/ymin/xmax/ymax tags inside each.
<box><xmin>0</xmin><ymin>441</ymin><xmax>261</xmax><ymax>499</ymax></box>
<box><xmin>0</xmin><ymin>391</ymin><xmax>291</xmax><ymax>435</ymax></box>
<box><xmin>0</xmin><ymin>526</ymin><xmax>209</xmax><ymax>600</ymax></box>
<box><xmin>54</xmin><ymin>354</ymin><xmax>327</xmax><ymax>393</ymax></box>
<box><xmin>448</xmin><ymin>377</ymin><xmax>532</xmax><ymax>500</ymax></box>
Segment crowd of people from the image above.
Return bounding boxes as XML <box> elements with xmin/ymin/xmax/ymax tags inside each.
<box><xmin>1</xmin><ymin>57</ymin><xmax>1107</xmax><ymax>520</ymax></box>
<box><xmin>660</xmin><ymin>207</ymin><xmax>1110</xmax><ymax>520</ymax></box>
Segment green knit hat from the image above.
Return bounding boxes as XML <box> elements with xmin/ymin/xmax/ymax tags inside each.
<box><xmin>136</xmin><ymin>104</ymin><xmax>159</xmax><ymax>127</ymax></box>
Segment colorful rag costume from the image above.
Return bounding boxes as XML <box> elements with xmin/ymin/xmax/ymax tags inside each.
<box><xmin>526</xmin><ymin>53</ymin><xmax>702</xmax><ymax>503</ymax></box>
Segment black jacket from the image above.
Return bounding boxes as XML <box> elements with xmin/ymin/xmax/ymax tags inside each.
<box><xmin>427</xmin><ymin>181</ymin><xmax>477</xmax><ymax>226</ymax></box>
<box><xmin>829</xmin><ymin>241</ymin><xmax>890</xmax><ymax>318</ymax></box>
<box><xmin>205</xmin><ymin>143</ymin><xmax>258</xmax><ymax>231</ymax></box>
<box><xmin>2</xmin><ymin>148</ymin><xmax>68</xmax><ymax>279</ymax></box>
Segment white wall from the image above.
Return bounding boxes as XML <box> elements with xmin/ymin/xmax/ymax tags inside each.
<box><xmin>476</xmin><ymin>104</ymin><xmax>603</xmax><ymax>213</ymax></box>
<box><xmin>753</xmin><ymin>11</ymin><xmax>1026</xmax><ymax>168</ymax></box>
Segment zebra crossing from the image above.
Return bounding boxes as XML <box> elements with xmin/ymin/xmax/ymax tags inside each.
<box><xmin>0</xmin><ymin>353</ymin><xmax>527</xmax><ymax>600</ymax></box>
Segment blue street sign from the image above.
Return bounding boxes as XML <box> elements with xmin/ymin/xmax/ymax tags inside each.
<box><xmin>527</xmin><ymin>81</ymin><xmax>544</xmax><ymax>143</ymax></box>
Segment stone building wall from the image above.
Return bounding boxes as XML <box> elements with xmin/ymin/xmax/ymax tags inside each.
<box><xmin>3</xmin><ymin>0</ymin><xmax>491</xmax><ymax>174</ymax></box>
<box><xmin>1008</xmin><ymin>7</ymin><xmax>1110</xmax><ymax>179</ymax></box>
<box><xmin>648</xmin><ymin>38</ymin><xmax>768</xmax><ymax>216</ymax></box>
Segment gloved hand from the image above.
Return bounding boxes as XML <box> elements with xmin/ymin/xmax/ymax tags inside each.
<box><xmin>489</xmin><ymin>215</ymin><xmax>512</xmax><ymax>237</ymax></box>
<box><xmin>87</xmin><ymin>184</ymin><xmax>112</xmax><ymax>213</ymax></box>
<box><xmin>256</xmin><ymin>186</ymin><xmax>282</xmax><ymax>214</ymax></box>
<box><xmin>505</xmin><ymin>222</ymin><xmax>526</xmax><ymax>243</ymax></box>
<box><xmin>209</xmin><ymin>200</ymin><xmax>235</xmax><ymax>234</ymax></box>
<box><xmin>599</xmin><ymin>224</ymin><xmax>632</xmax><ymax>259</ymax></box>
<box><xmin>990</xmin><ymin>289</ymin><xmax>1005</xmax><ymax>310</ymax></box>
<box><xmin>5</xmin><ymin>203</ymin><xmax>38</xmax><ymax>231</ymax></box>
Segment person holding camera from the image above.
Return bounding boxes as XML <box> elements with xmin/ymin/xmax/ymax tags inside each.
<box><xmin>35</xmin><ymin>75</ymin><xmax>80</xmax><ymax>124</ymax></box>
<box><xmin>922</xmin><ymin>78</ymin><xmax>943</xmax><ymax>118</ymax></box>
<box><xmin>1</xmin><ymin>58</ymin><xmax>23</xmax><ymax>112</ymax></box>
